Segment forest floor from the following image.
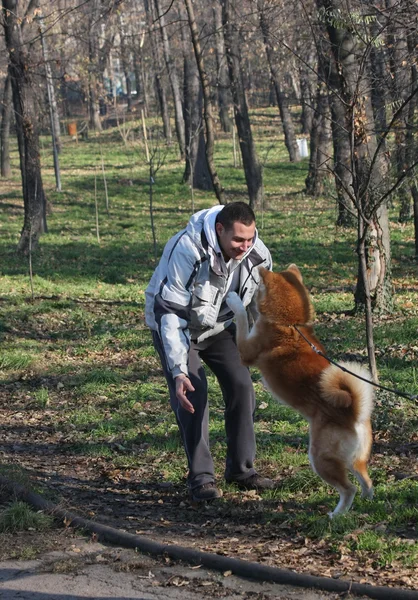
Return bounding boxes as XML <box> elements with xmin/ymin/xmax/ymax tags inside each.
<box><xmin>0</xmin><ymin>400</ymin><xmax>417</xmax><ymax>596</ymax></box>
<box><xmin>1</xmin><ymin>118</ymin><xmax>417</xmax><ymax>597</ymax></box>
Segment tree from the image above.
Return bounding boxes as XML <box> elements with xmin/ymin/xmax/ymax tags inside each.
<box><xmin>222</xmin><ymin>0</ymin><xmax>263</xmax><ymax>209</ymax></box>
<box><xmin>305</xmin><ymin>63</ymin><xmax>332</xmax><ymax>196</ymax></box>
<box><xmin>385</xmin><ymin>0</ymin><xmax>412</xmax><ymax>223</ymax></box>
<box><xmin>317</xmin><ymin>0</ymin><xmax>402</xmax><ymax>378</ymax></box>
<box><xmin>257</xmin><ymin>0</ymin><xmax>299</xmax><ymax>162</ymax></box>
<box><xmin>77</xmin><ymin>0</ymin><xmax>119</xmax><ymax>131</ymax></box>
<box><xmin>212</xmin><ymin>3</ymin><xmax>232</xmax><ymax>133</ymax></box>
<box><xmin>2</xmin><ymin>0</ymin><xmax>47</xmax><ymax>253</ymax></box>
<box><xmin>184</xmin><ymin>0</ymin><xmax>225</xmax><ymax>203</ymax></box>
<box><xmin>324</xmin><ymin>39</ymin><xmax>356</xmax><ymax>226</ymax></box>
<box><xmin>144</xmin><ymin>0</ymin><xmax>172</xmax><ymax>143</ymax></box>
<box><xmin>129</xmin><ymin>7</ymin><xmax>147</xmax><ymax>111</ymax></box>
<box><xmin>155</xmin><ymin>0</ymin><xmax>186</xmax><ymax>158</ymax></box>
<box><xmin>86</xmin><ymin>0</ymin><xmax>104</xmax><ymax>131</ymax></box>
<box><xmin>39</xmin><ymin>12</ymin><xmax>61</xmax><ymax>192</ymax></box>
<box><xmin>298</xmin><ymin>44</ymin><xmax>317</xmax><ymax>135</ymax></box>
<box><xmin>0</xmin><ymin>74</ymin><xmax>12</xmax><ymax>178</ymax></box>
<box><xmin>118</xmin><ymin>11</ymin><xmax>134</xmax><ymax>113</ymax></box>
<box><xmin>179</xmin><ymin>5</ymin><xmax>211</xmax><ymax>190</ymax></box>
<box><xmin>404</xmin><ymin>2</ymin><xmax>418</xmax><ymax>258</ymax></box>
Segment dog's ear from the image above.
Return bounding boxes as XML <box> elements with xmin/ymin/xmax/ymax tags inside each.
<box><xmin>287</xmin><ymin>264</ymin><xmax>303</xmax><ymax>283</ymax></box>
<box><xmin>259</xmin><ymin>266</ymin><xmax>270</xmax><ymax>281</ymax></box>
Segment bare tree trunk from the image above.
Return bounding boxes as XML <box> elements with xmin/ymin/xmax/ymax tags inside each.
<box><xmin>118</xmin><ymin>13</ymin><xmax>133</xmax><ymax>112</ymax></box>
<box><xmin>413</xmin><ymin>186</ymin><xmax>418</xmax><ymax>260</ymax></box>
<box><xmin>39</xmin><ymin>15</ymin><xmax>62</xmax><ymax>155</ymax></box>
<box><xmin>97</xmin><ymin>19</ymin><xmax>116</xmax><ymax>113</ymax></box>
<box><xmin>86</xmin><ymin>0</ymin><xmax>116</xmax><ymax>131</ymax></box>
<box><xmin>405</xmin><ymin>2</ymin><xmax>418</xmax><ymax>256</ymax></box>
<box><xmin>144</xmin><ymin>0</ymin><xmax>171</xmax><ymax>142</ymax></box>
<box><xmin>357</xmin><ymin>218</ymin><xmax>378</xmax><ymax>381</ymax></box>
<box><xmin>213</xmin><ymin>3</ymin><xmax>232</xmax><ymax>133</ymax></box>
<box><xmin>305</xmin><ymin>69</ymin><xmax>331</xmax><ymax>196</ymax></box>
<box><xmin>354</xmin><ymin>204</ymin><xmax>393</xmax><ymax>315</ymax></box>
<box><xmin>39</xmin><ymin>14</ymin><xmax>61</xmax><ymax>193</ymax></box>
<box><xmin>155</xmin><ymin>0</ymin><xmax>186</xmax><ymax>159</ymax></box>
<box><xmin>87</xmin><ymin>0</ymin><xmax>103</xmax><ymax>132</ymax></box>
<box><xmin>3</xmin><ymin>0</ymin><xmax>47</xmax><ymax>253</ymax></box>
<box><xmin>299</xmin><ymin>50</ymin><xmax>316</xmax><ymax>135</ymax></box>
<box><xmin>0</xmin><ymin>74</ymin><xmax>12</xmax><ymax>178</ymax></box>
<box><xmin>222</xmin><ymin>0</ymin><xmax>263</xmax><ymax>209</ymax></box>
<box><xmin>88</xmin><ymin>75</ymin><xmax>103</xmax><ymax>131</ymax></box>
<box><xmin>323</xmin><ymin>45</ymin><xmax>356</xmax><ymax>226</ymax></box>
<box><xmin>257</xmin><ymin>2</ymin><xmax>299</xmax><ymax>163</ymax></box>
<box><xmin>193</xmin><ymin>120</ymin><xmax>213</xmax><ymax>191</ymax></box>
<box><xmin>59</xmin><ymin>46</ymin><xmax>70</xmax><ymax>119</ymax></box>
<box><xmin>132</xmin><ymin>28</ymin><xmax>146</xmax><ymax>109</ymax></box>
<box><xmin>319</xmin><ymin>0</ymin><xmax>393</xmax><ymax>315</ymax></box>
<box><xmin>155</xmin><ymin>74</ymin><xmax>172</xmax><ymax>143</ymax></box>
<box><xmin>133</xmin><ymin>52</ymin><xmax>143</xmax><ymax>104</ymax></box>
<box><xmin>368</xmin><ymin>10</ymin><xmax>387</xmax><ymax>143</ymax></box>
<box><xmin>386</xmin><ymin>0</ymin><xmax>413</xmax><ymax>222</ymax></box>
<box><xmin>184</xmin><ymin>0</ymin><xmax>225</xmax><ymax>203</ymax></box>
<box><xmin>179</xmin><ymin>6</ymin><xmax>203</xmax><ymax>186</ymax></box>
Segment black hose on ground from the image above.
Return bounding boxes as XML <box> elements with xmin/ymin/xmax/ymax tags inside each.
<box><xmin>0</xmin><ymin>475</ymin><xmax>416</xmax><ymax>600</ymax></box>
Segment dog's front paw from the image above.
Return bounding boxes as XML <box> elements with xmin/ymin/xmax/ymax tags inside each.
<box><xmin>226</xmin><ymin>292</ymin><xmax>244</xmax><ymax>314</ymax></box>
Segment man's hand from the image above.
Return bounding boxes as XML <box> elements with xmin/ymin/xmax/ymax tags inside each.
<box><xmin>175</xmin><ymin>374</ymin><xmax>195</xmax><ymax>414</ymax></box>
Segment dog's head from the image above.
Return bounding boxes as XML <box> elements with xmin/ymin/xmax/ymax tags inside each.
<box><xmin>257</xmin><ymin>264</ymin><xmax>315</xmax><ymax>325</ymax></box>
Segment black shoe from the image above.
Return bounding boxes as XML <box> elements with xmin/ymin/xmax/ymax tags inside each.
<box><xmin>227</xmin><ymin>474</ymin><xmax>276</xmax><ymax>491</ymax></box>
<box><xmin>190</xmin><ymin>482</ymin><xmax>222</xmax><ymax>502</ymax></box>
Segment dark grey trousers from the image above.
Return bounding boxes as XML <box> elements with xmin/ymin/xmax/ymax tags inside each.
<box><xmin>152</xmin><ymin>325</ymin><xmax>256</xmax><ymax>490</ymax></box>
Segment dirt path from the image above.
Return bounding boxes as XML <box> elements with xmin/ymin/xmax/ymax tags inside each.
<box><xmin>0</xmin><ymin>537</ymin><xmax>362</xmax><ymax>600</ymax></box>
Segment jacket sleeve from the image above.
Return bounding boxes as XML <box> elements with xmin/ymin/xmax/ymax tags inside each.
<box><xmin>154</xmin><ymin>239</ymin><xmax>200</xmax><ymax>378</ymax></box>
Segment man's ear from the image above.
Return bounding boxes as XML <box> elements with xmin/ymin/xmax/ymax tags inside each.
<box><xmin>215</xmin><ymin>222</ymin><xmax>224</xmax><ymax>236</ymax></box>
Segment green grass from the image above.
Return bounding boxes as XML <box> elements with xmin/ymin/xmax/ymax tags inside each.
<box><xmin>0</xmin><ymin>111</ymin><xmax>417</xmax><ymax>574</ymax></box>
<box><xmin>32</xmin><ymin>387</ymin><xmax>50</xmax><ymax>408</ymax></box>
<box><xmin>0</xmin><ymin>351</ymin><xmax>34</xmax><ymax>370</ymax></box>
<box><xmin>0</xmin><ymin>501</ymin><xmax>53</xmax><ymax>533</ymax></box>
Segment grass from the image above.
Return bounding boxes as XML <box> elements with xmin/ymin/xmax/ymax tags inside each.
<box><xmin>0</xmin><ymin>111</ymin><xmax>417</xmax><ymax>574</ymax></box>
<box><xmin>0</xmin><ymin>501</ymin><xmax>53</xmax><ymax>533</ymax></box>
<box><xmin>0</xmin><ymin>351</ymin><xmax>34</xmax><ymax>370</ymax></box>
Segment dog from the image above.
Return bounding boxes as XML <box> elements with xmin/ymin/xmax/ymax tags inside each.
<box><xmin>226</xmin><ymin>264</ymin><xmax>374</xmax><ymax>517</ymax></box>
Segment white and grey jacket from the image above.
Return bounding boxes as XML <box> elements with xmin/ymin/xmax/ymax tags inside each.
<box><xmin>145</xmin><ymin>205</ymin><xmax>272</xmax><ymax>378</ymax></box>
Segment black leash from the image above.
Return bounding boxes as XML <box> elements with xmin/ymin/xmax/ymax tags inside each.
<box><xmin>293</xmin><ymin>325</ymin><xmax>418</xmax><ymax>403</ymax></box>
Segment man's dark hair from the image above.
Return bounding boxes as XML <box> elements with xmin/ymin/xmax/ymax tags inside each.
<box><xmin>216</xmin><ymin>202</ymin><xmax>256</xmax><ymax>231</ymax></box>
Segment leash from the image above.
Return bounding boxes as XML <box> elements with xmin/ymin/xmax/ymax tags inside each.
<box><xmin>293</xmin><ymin>325</ymin><xmax>418</xmax><ymax>402</ymax></box>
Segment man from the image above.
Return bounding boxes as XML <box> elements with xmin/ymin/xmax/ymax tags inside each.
<box><xmin>145</xmin><ymin>202</ymin><xmax>275</xmax><ymax>502</ymax></box>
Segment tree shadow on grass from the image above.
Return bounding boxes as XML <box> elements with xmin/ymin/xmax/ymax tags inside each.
<box><xmin>0</xmin><ymin>199</ymin><xmax>23</xmax><ymax>212</ymax></box>
<box><xmin>0</xmin><ymin>236</ymin><xmax>363</xmax><ymax>288</ymax></box>
<box><xmin>1</xmin><ymin>443</ymin><xmax>313</xmax><ymax>539</ymax></box>
<box><xmin>0</xmin><ymin>240</ymin><xmax>159</xmax><ymax>283</ymax></box>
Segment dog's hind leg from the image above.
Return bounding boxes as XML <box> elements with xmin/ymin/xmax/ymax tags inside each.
<box><xmin>351</xmin><ymin>459</ymin><xmax>373</xmax><ymax>500</ymax></box>
<box><xmin>351</xmin><ymin>422</ymin><xmax>373</xmax><ymax>500</ymax></box>
<box><xmin>310</xmin><ymin>453</ymin><xmax>357</xmax><ymax>518</ymax></box>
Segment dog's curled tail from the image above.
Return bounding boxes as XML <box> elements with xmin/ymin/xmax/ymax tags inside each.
<box><xmin>319</xmin><ymin>361</ymin><xmax>374</xmax><ymax>422</ymax></box>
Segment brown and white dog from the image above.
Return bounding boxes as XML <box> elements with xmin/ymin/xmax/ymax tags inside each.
<box><xmin>226</xmin><ymin>264</ymin><xmax>374</xmax><ymax>517</ymax></box>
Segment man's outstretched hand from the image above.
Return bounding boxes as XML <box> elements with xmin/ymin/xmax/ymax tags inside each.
<box><xmin>175</xmin><ymin>374</ymin><xmax>195</xmax><ymax>413</ymax></box>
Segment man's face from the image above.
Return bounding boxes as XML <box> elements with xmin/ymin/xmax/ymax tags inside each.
<box><xmin>216</xmin><ymin>220</ymin><xmax>256</xmax><ymax>261</ymax></box>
